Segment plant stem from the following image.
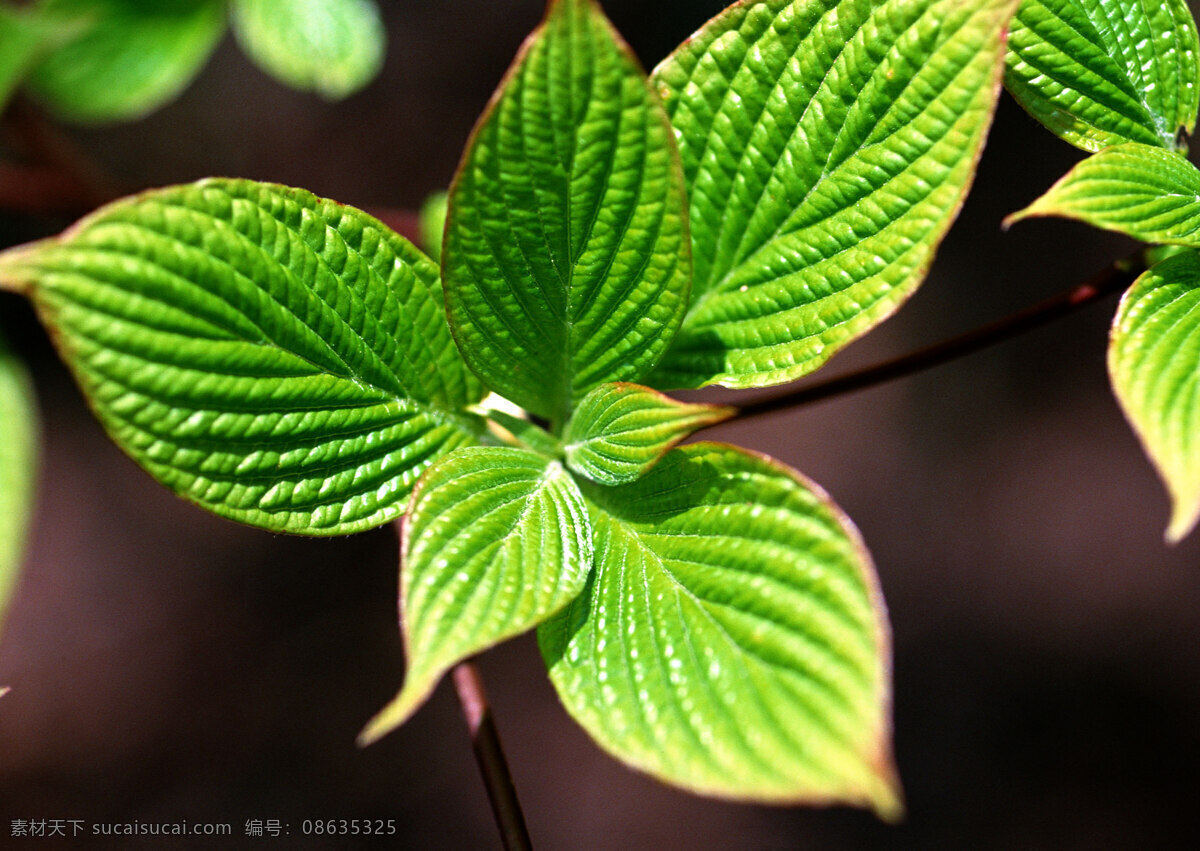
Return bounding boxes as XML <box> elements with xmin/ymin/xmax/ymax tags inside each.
<box><xmin>452</xmin><ymin>661</ymin><xmax>533</xmax><ymax>851</ymax></box>
<box><xmin>730</xmin><ymin>255</ymin><xmax>1144</xmax><ymax>422</ymax></box>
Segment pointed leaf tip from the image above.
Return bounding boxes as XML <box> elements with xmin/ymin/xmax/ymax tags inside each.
<box><xmin>362</xmin><ymin>446</ymin><xmax>592</xmax><ymax>742</ymax></box>
<box><xmin>1110</xmin><ymin>251</ymin><xmax>1200</xmax><ymax>543</ymax></box>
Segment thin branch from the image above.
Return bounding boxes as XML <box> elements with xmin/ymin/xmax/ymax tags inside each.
<box><xmin>452</xmin><ymin>661</ymin><xmax>533</xmax><ymax>851</ymax></box>
<box><xmin>731</xmin><ymin>255</ymin><xmax>1144</xmax><ymax>422</ymax></box>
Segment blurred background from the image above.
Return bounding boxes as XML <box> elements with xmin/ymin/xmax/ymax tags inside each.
<box><xmin>2</xmin><ymin>1</ymin><xmax>1199</xmax><ymax>847</ymax></box>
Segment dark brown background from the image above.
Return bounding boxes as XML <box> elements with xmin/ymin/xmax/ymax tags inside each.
<box><xmin>2</xmin><ymin>1</ymin><xmax>1199</xmax><ymax>847</ymax></box>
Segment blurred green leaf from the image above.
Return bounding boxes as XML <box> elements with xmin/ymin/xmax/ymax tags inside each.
<box><xmin>28</xmin><ymin>0</ymin><xmax>226</xmax><ymax>123</ymax></box>
<box><xmin>443</xmin><ymin>0</ymin><xmax>690</xmax><ymax>426</ymax></box>
<box><xmin>1109</xmin><ymin>250</ymin><xmax>1200</xmax><ymax>541</ymax></box>
<box><xmin>540</xmin><ymin>443</ymin><xmax>900</xmax><ymax>813</ymax></box>
<box><xmin>230</xmin><ymin>0</ymin><xmax>385</xmax><ymax>100</ymax></box>
<box><xmin>1007</xmin><ymin>142</ymin><xmax>1200</xmax><ymax>244</ymax></box>
<box><xmin>418</xmin><ymin>191</ymin><xmax>448</xmax><ymax>264</ymax></box>
<box><xmin>360</xmin><ymin>446</ymin><xmax>591</xmax><ymax>743</ymax></box>
<box><xmin>647</xmin><ymin>0</ymin><xmax>1020</xmax><ymax>390</ymax></box>
<box><xmin>0</xmin><ymin>329</ymin><xmax>37</xmax><ymax>636</ymax></box>
<box><xmin>0</xmin><ymin>179</ymin><xmax>485</xmax><ymax>535</ymax></box>
<box><xmin>1005</xmin><ymin>0</ymin><xmax>1200</xmax><ymax>152</ymax></box>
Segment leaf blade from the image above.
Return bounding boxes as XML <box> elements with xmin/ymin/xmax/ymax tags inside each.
<box><xmin>442</xmin><ymin>0</ymin><xmax>690</xmax><ymax>424</ymax></box>
<box><xmin>0</xmin><ymin>331</ymin><xmax>37</xmax><ymax>636</ymax></box>
<box><xmin>649</xmin><ymin>0</ymin><xmax>1019</xmax><ymax>389</ymax></box>
<box><xmin>540</xmin><ymin>443</ymin><xmax>899</xmax><ymax>813</ymax></box>
<box><xmin>360</xmin><ymin>446</ymin><xmax>591</xmax><ymax>743</ymax></box>
<box><xmin>230</xmin><ymin>0</ymin><xmax>386</xmax><ymax>100</ymax></box>
<box><xmin>1004</xmin><ymin>0</ymin><xmax>1200</xmax><ymax>152</ymax></box>
<box><xmin>563</xmin><ymin>382</ymin><xmax>732</xmax><ymax>485</ymax></box>
<box><xmin>0</xmin><ymin>179</ymin><xmax>485</xmax><ymax>535</ymax></box>
<box><xmin>1109</xmin><ymin>250</ymin><xmax>1200</xmax><ymax>541</ymax></box>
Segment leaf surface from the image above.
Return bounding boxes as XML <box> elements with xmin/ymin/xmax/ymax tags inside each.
<box><xmin>648</xmin><ymin>0</ymin><xmax>1018</xmax><ymax>389</ymax></box>
<box><xmin>0</xmin><ymin>179</ymin><xmax>485</xmax><ymax>535</ymax></box>
<box><xmin>230</xmin><ymin>0</ymin><xmax>385</xmax><ymax>100</ymax></box>
<box><xmin>28</xmin><ymin>0</ymin><xmax>226</xmax><ymax>123</ymax></box>
<box><xmin>1109</xmin><ymin>250</ymin><xmax>1200</xmax><ymax>541</ymax></box>
<box><xmin>360</xmin><ymin>446</ymin><xmax>591</xmax><ymax>742</ymax></box>
<box><xmin>1006</xmin><ymin>142</ymin><xmax>1200</xmax><ymax>244</ymax></box>
<box><xmin>540</xmin><ymin>443</ymin><xmax>899</xmax><ymax>813</ymax></box>
<box><xmin>1004</xmin><ymin>0</ymin><xmax>1200</xmax><ymax>152</ymax></box>
<box><xmin>564</xmin><ymin>382</ymin><xmax>732</xmax><ymax>485</ymax></box>
<box><xmin>442</xmin><ymin>0</ymin><xmax>690</xmax><ymax>425</ymax></box>
<box><xmin>0</xmin><ymin>331</ymin><xmax>37</xmax><ymax>635</ymax></box>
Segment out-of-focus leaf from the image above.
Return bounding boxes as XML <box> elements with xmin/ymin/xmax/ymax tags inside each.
<box><xmin>0</xmin><ymin>179</ymin><xmax>485</xmax><ymax>535</ymax></box>
<box><xmin>0</xmin><ymin>329</ymin><xmax>37</xmax><ymax>635</ymax></box>
<box><xmin>230</xmin><ymin>0</ymin><xmax>386</xmax><ymax>100</ymax></box>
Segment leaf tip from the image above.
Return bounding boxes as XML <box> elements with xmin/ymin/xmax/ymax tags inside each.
<box><xmin>1165</xmin><ymin>500</ymin><xmax>1200</xmax><ymax>545</ymax></box>
<box><xmin>356</xmin><ymin>681</ymin><xmax>433</xmax><ymax>748</ymax></box>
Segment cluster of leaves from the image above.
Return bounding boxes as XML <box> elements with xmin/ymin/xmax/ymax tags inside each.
<box><xmin>2</xmin><ymin>0</ymin><xmax>1198</xmax><ymax>821</ymax></box>
<box><xmin>0</xmin><ymin>0</ymin><xmax>385</xmax><ymax>122</ymax></box>
<box><xmin>1003</xmin><ymin>0</ymin><xmax>1200</xmax><ymax>541</ymax></box>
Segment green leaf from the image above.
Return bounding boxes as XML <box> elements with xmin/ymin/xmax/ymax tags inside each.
<box><xmin>1006</xmin><ymin>142</ymin><xmax>1200</xmax><ymax>244</ymax></box>
<box><xmin>418</xmin><ymin>191</ymin><xmax>448</xmax><ymax>265</ymax></box>
<box><xmin>230</xmin><ymin>0</ymin><xmax>386</xmax><ymax>100</ymax></box>
<box><xmin>647</xmin><ymin>0</ymin><xmax>1019</xmax><ymax>390</ymax></box>
<box><xmin>0</xmin><ymin>330</ymin><xmax>37</xmax><ymax>636</ymax></box>
<box><xmin>0</xmin><ymin>7</ymin><xmax>46</xmax><ymax>110</ymax></box>
<box><xmin>540</xmin><ymin>443</ymin><xmax>900</xmax><ymax>814</ymax></box>
<box><xmin>360</xmin><ymin>446</ymin><xmax>591</xmax><ymax>743</ymax></box>
<box><xmin>1109</xmin><ymin>250</ymin><xmax>1200</xmax><ymax>541</ymax></box>
<box><xmin>27</xmin><ymin>0</ymin><xmax>226</xmax><ymax>124</ymax></box>
<box><xmin>0</xmin><ymin>178</ymin><xmax>486</xmax><ymax>535</ymax></box>
<box><xmin>442</xmin><ymin>0</ymin><xmax>690</xmax><ymax>426</ymax></box>
<box><xmin>563</xmin><ymin>382</ymin><xmax>733</xmax><ymax>485</ymax></box>
<box><xmin>484</xmin><ymin>407</ymin><xmax>563</xmax><ymax>458</ymax></box>
<box><xmin>1004</xmin><ymin>0</ymin><xmax>1200</xmax><ymax>153</ymax></box>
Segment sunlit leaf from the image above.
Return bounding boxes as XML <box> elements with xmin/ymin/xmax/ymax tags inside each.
<box><xmin>443</xmin><ymin>0</ymin><xmax>690</xmax><ymax>426</ymax></box>
<box><xmin>230</xmin><ymin>0</ymin><xmax>386</xmax><ymax>100</ymax></box>
<box><xmin>0</xmin><ymin>179</ymin><xmax>485</xmax><ymax>535</ymax></box>
<box><xmin>1004</xmin><ymin>0</ymin><xmax>1200</xmax><ymax>152</ymax></box>
<box><xmin>1006</xmin><ymin>142</ymin><xmax>1200</xmax><ymax>244</ymax></box>
<box><xmin>540</xmin><ymin>443</ymin><xmax>900</xmax><ymax>814</ymax></box>
<box><xmin>360</xmin><ymin>446</ymin><xmax>591</xmax><ymax>743</ymax></box>
<box><xmin>563</xmin><ymin>382</ymin><xmax>732</xmax><ymax>485</ymax></box>
<box><xmin>0</xmin><ymin>330</ymin><xmax>37</xmax><ymax>635</ymax></box>
<box><xmin>647</xmin><ymin>0</ymin><xmax>1019</xmax><ymax>389</ymax></box>
<box><xmin>28</xmin><ymin>0</ymin><xmax>226</xmax><ymax>123</ymax></box>
<box><xmin>1109</xmin><ymin>250</ymin><xmax>1200</xmax><ymax>541</ymax></box>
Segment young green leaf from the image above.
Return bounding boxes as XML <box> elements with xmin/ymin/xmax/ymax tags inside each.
<box><xmin>0</xmin><ymin>179</ymin><xmax>485</xmax><ymax>535</ymax></box>
<box><xmin>230</xmin><ymin>0</ymin><xmax>386</xmax><ymax>100</ymax></box>
<box><xmin>27</xmin><ymin>0</ymin><xmax>226</xmax><ymax>124</ymax></box>
<box><xmin>360</xmin><ymin>447</ymin><xmax>591</xmax><ymax>743</ymax></box>
<box><xmin>540</xmin><ymin>443</ymin><xmax>900</xmax><ymax>815</ymax></box>
<box><xmin>442</xmin><ymin>0</ymin><xmax>690</xmax><ymax>426</ymax></box>
<box><xmin>0</xmin><ymin>331</ymin><xmax>37</xmax><ymax>635</ymax></box>
<box><xmin>563</xmin><ymin>382</ymin><xmax>733</xmax><ymax>485</ymax></box>
<box><xmin>1006</xmin><ymin>142</ymin><xmax>1200</xmax><ymax>245</ymax></box>
<box><xmin>647</xmin><ymin>0</ymin><xmax>1019</xmax><ymax>390</ymax></box>
<box><xmin>1109</xmin><ymin>250</ymin><xmax>1200</xmax><ymax>542</ymax></box>
<box><xmin>1005</xmin><ymin>0</ymin><xmax>1200</xmax><ymax>153</ymax></box>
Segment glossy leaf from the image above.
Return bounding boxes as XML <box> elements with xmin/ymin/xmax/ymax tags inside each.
<box><xmin>360</xmin><ymin>447</ymin><xmax>591</xmax><ymax>743</ymax></box>
<box><xmin>28</xmin><ymin>0</ymin><xmax>226</xmax><ymax>123</ymax></box>
<box><xmin>0</xmin><ymin>331</ymin><xmax>37</xmax><ymax>635</ymax></box>
<box><xmin>563</xmin><ymin>382</ymin><xmax>733</xmax><ymax>485</ymax></box>
<box><xmin>1109</xmin><ymin>250</ymin><xmax>1200</xmax><ymax>541</ymax></box>
<box><xmin>1004</xmin><ymin>0</ymin><xmax>1200</xmax><ymax>153</ymax></box>
<box><xmin>230</xmin><ymin>0</ymin><xmax>386</xmax><ymax>100</ymax></box>
<box><xmin>442</xmin><ymin>0</ymin><xmax>690</xmax><ymax>425</ymax></box>
<box><xmin>540</xmin><ymin>443</ymin><xmax>899</xmax><ymax>813</ymax></box>
<box><xmin>647</xmin><ymin>0</ymin><xmax>1018</xmax><ymax>389</ymax></box>
<box><xmin>1006</xmin><ymin>142</ymin><xmax>1200</xmax><ymax>244</ymax></box>
<box><xmin>0</xmin><ymin>179</ymin><xmax>485</xmax><ymax>535</ymax></box>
